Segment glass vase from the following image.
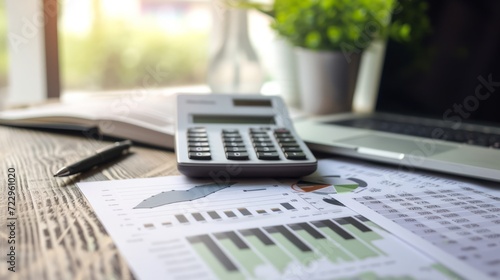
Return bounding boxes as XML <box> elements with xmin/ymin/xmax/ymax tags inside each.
<box><xmin>208</xmin><ymin>7</ymin><xmax>263</xmax><ymax>94</ymax></box>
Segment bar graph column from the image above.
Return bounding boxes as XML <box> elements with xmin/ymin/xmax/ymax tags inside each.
<box><xmin>175</xmin><ymin>214</ymin><xmax>189</xmax><ymax>224</ymax></box>
<box><xmin>311</xmin><ymin>220</ymin><xmax>379</xmax><ymax>260</ymax></box>
<box><xmin>264</xmin><ymin>225</ymin><xmax>319</xmax><ymax>266</ymax></box>
<box><xmin>187</xmin><ymin>235</ymin><xmax>244</xmax><ymax>280</ymax></box>
<box><xmin>214</xmin><ymin>231</ymin><xmax>266</xmax><ymax>278</ymax></box>
<box><xmin>334</xmin><ymin>217</ymin><xmax>386</xmax><ymax>256</ymax></box>
<box><xmin>207</xmin><ymin>211</ymin><xmax>221</xmax><ymax>220</ymax></box>
<box><xmin>239</xmin><ymin>228</ymin><xmax>292</xmax><ymax>273</ymax></box>
<box><xmin>288</xmin><ymin>222</ymin><xmax>350</xmax><ymax>263</ymax></box>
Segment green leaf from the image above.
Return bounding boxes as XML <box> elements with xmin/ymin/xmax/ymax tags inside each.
<box><xmin>327</xmin><ymin>26</ymin><xmax>342</xmax><ymax>43</ymax></box>
<box><xmin>305</xmin><ymin>31</ymin><xmax>321</xmax><ymax>49</ymax></box>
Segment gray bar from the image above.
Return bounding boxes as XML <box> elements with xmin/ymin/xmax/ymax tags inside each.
<box><xmin>289</xmin><ymin>222</ymin><xmax>325</xmax><ymax>239</ymax></box>
<box><xmin>208</xmin><ymin>211</ymin><xmax>221</xmax><ymax>219</ymax></box>
<box><xmin>187</xmin><ymin>235</ymin><xmax>238</xmax><ymax>272</ymax></box>
<box><xmin>265</xmin><ymin>226</ymin><xmax>312</xmax><ymax>252</ymax></box>
<box><xmin>192</xmin><ymin>213</ymin><xmax>205</xmax><ymax>222</ymax></box>
<box><xmin>175</xmin><ymin>214</ymin><xmax>189</xmax><ymax>224</ymax></box>
<box><xmin>240</xmin><ymin>228</ymin><xmax>275</xmax><ymax>246</ymax></box>
<box><xmin>224</xmin><ymin>211</ymin><xmax>236</xmax><ymax>218</ymax></box>
<box><xmin>335</xmin><ymin>217</ymin><xmax>372</xmax><ymax>232</ymax></box>
<box><xmin>312</xmin><ymin>220</ymin><xmax>354</xmax><ymax>240</ymax></box>
<box><xmin>281</xmin><ymin>203</ymin><xmax>296</xmax><ymax>210</ymax></box>
<box><xmin>238</xmin><ymin>208</ymin><xmax>252</xmax><ymax>216</ymax></box>
<box><xmin>214</xmin><ymin>231</ymin><xmax>249</xmax><ymax>250</ymax></box>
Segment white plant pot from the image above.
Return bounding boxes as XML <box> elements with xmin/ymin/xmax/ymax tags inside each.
<box><xmin>273</xmin><ymin>38</ymin><xmax>300</xmax><ymax>107</ymax></box>
<box><xmin>295</xmin><ymin>48</ymin><xmax>360</xmax><ymax>115</ymax></box>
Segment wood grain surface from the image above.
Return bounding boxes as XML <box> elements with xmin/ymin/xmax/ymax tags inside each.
<box><xmin>0</xmin><ymin>126</ymin><xmax>179</xmax><ymax>280</ymax></box>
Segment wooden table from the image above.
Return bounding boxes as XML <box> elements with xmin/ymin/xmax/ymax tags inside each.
<box><xmin>0</xmin><ymin>126</ymin><xmax>179</xmax><ymax>279</ymax></box>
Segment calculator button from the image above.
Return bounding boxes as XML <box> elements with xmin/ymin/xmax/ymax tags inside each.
<box><xmin>276</xmin><ymin>133</ymin><xmax>293</xmax><ymax>139</ymax></box>
<box><xmin>189</xmin><ymin>147</ymin><xmax>210</xmax><ymax>152</ymax></box>
<box><xmin>277</xmin><ymin>137</ymin><xmax>296</xmax><ymax>143</ymax></box>
<box><xmin>187</xmin><ymin>133</ymin><xmax>208</xmax><ymax>138</ymax></box>
<box><xmin>255</xmin><ymin>147</ymin><xmax>277</xmax><ymax>152</ymax></box>
<box><xmin>226</xmin><ymin>152</ymin><xmax>250</xmax><ymax>160</ymax></box>
<box><xmin>257</xmin><ymin>152</ymin><xmax>280</xmax><ymax>160</ymax></box>
<box><xmin>282</xmin><ymin>147</ymin><xmax>303</xmax><ymax>153</ymax></box>
<box><xmin>188</xmin><ymin>127</ymin><xmax>206</xmax><ymax>133</ymax></box>
<box><xmin>222</xmin><ymin>129</ymin><xmax>239</xmax><ymax>134</ymax></box>
<box><xmin>250</xmin><ymin>129</ymin><xmax>268</xmax><ymax>133</ymax></box>
<box><xmin>223</xmin><ymin>137</ymin><xmax>243</xmax><ymax>142</ymax></box>
<box><xmin>250</xmin><ymin>133</ymin><xmax>268</xmax><ymax>138</ymax></box>
<box><xmin>225</xmin><ymin>147</ymin><xmax>247</xmax><ymax>152</ymax></box>
<box><xmin>250</xmin><ymin>127</ymin><xmax>269</xmax><ymax>132</ymax></box>
<box><xmin>280</xmin><ymin>142</ymin><xmax>299</xmax><ymax>148</ymax></box>
<box><xmin>253</xmin><ymin>140</ymin><xmax>273</xmax><ymax>145</ymax></box>
<box><xmin>189</xmin><ymin>142</ymin><xmax>210</xmax><ymax>147</ymax></box>
<box><xmin>254</xmin><ymin>142</ymin><xmax>275</xmax><ymax>148</ymax></box>
<box><xmin>188</xmin><ymin>138</ymin><xmax>208</xmax><ymax>142</ymax></box>
<box><xmin>285</xmin><ymin>152</ymin><xmax>307</xmax><ymax>160</ymax></box>
<box><xmin>222</xmin><ymin>133</ymin><xmax>241</xmax><ymax>138</ymax></box>
<box><xmin>274</xmin><ymin>128</ymin><xmax>290</xmax><ymax>134</ymax></box>
<box><xmin>252</xmin><ymin>137</ymin><xmax>271</xmax><ymax>142</ymax></box>
<box><xmin>188</xmin><ymin>152</ymin><xmax>212</xmax><ymax>160</ymax></box>
<box><xmin>224</xmin><ymin>142</ymin><xmax>246</xmax><ymax>147</ymax></box>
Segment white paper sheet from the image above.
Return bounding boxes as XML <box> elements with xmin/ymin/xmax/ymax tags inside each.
<box><xmin>78</xmin><ymin>175</ymin><xmax>469</xmax><ymax>280</ymax></box>
<box><xmin>309</xmin><ymin>158</ymin><xmax>499</xmax><ymax>279</ymax></box>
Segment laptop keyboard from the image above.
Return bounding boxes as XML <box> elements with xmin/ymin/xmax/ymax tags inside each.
<box><xmin>331</xmin><ymin>118</ymin><xmax>500</xmax><ymax>149</ymax></box>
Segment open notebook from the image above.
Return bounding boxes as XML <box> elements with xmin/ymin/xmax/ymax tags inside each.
<box><xmin>0</xmin><ymin>94</ymin><xmax>175</xmax><ymax>149</ymax></box>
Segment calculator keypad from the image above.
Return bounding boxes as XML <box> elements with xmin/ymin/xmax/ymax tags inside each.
<box><xmin>223</xmin><ymin>130</ymin><xmax>249</xmax><ymax>160</ymax></box>
<box><xmin>186</xmin><ymin>127</ymin><xmax>308</xmax><ymax>161</ymax></box>
<box><xmin>251</xmin><ymin>129</ymin><xmax>280</xmax><ymax>160</ymax></box>
<box><xmin>187</xmin><ymin>127</ymin><xmax>211</xmax><ymax>160</ymax></box>
<box><xmin>274</xmin><ymin>128</ymin><xmax>307</xmax><ymax>160</ymax></box>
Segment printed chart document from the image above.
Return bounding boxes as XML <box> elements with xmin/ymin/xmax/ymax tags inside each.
<box><xmin>78</xmin><ymin>176</ymin><xmax>468</xmax><ymax>280</ymax></box>
<box><xmin>302</xmin><ymin>159</ymin><xmax>499</xmax><ymax>279</ymax></box>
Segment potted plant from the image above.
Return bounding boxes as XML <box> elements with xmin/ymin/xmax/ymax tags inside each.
<box><xmin>238</xmin><ymin>0</ymin><xmax>420</xmax><ymax>114</ymax></box>
<box><xmin>269</xmin><ymin>0</ymin><xmax>404</xmax><ymax>114</ymax></box>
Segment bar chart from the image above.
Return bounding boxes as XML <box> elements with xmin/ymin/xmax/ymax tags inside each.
<box><xmin>167</xmin><ymin>202</ymin><xmax>300</xmax><ymax>227</ymax></box>
<box><xmin>183</xmin><ymin>214</ymin><xmax>458</xmax><ymax>280</ymax></box>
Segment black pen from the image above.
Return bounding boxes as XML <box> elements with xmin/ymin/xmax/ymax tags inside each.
<box><xmin>54</xmin><ymin>140</ymin><xmax>132</xmax><ymax>177</ymax></box>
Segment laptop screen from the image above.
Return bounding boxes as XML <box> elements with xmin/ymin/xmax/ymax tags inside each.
<box><xmin>376</xmin><ymin>0</ymin><xmax>500</xmax><ymax>126</ymax></box>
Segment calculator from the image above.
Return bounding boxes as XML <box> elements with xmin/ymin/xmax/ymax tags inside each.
<box><xmin>175</xmin><ymin>94</ymin><xmax>317</xmax><ymax>178</ymax></box>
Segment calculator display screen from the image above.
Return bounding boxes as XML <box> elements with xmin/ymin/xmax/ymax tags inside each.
<box><xmin>233</xmin><ymin>99</ymin><xmax>272</xmax><ymax>107</ymax></box>
<box><xmin>192</xmin><ymin>115</ymin><xmax>276</xmax><ymax>125</ymax></box>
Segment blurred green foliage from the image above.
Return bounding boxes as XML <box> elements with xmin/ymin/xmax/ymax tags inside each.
<box><xmin>272</xmin><ymin>0</ymin><xmax>401</xmax><ymax>51</ymax></box>
<box><xmin>61</xmin><ymin>20</ymin><xmax>208</xmax><ymax>90</ymax></box>
<box><xmin>388</xmin><ymin>0</ymin><xmax>430</xmax><ymax>45</ymax></box>
<box><xmin>237</xmin><ymin>0</ymin><xmax>430</xmax><ymax>52</ymax></box>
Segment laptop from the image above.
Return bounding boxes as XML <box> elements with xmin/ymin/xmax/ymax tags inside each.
<box><xmin>295</xmin><ymin>0</ymin><xmax>500</xmax><ymax>182</ymax></box>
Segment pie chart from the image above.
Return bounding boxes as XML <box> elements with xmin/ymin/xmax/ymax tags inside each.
<box><xmin>292</xmin><ymin>176</ymin><xmax>367</xmax><ymax>194</ymax></box>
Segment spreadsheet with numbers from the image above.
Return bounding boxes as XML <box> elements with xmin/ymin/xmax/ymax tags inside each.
<box><xmin>312</xmin><ymin>159</ymin><xmax>500</xmax><ymax>279</ymax></box>
<box><xmin>352</xmin><ymin>187</ymin><xmax>500</xmax><ymax>278</ymax></box>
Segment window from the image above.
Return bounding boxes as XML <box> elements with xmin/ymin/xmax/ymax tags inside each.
<box><xmin>59</xmin><ymin>0</ymin><xmax>277</xmax><ymax>95</ymax></box>
<box><xmin>59</xmin><ymin>0</ymin><xmax>212</xmax><ymax>93</ymax></box>
<box><xmin>2</xmin><ymin>0</ymin><xmax>277</xmax><ymax>104</ymax></box>
<box><xmin>0</xmin><ymin>2</ymin><xmax>7</xmax><ymax>97</ymax></box>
